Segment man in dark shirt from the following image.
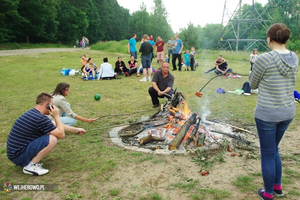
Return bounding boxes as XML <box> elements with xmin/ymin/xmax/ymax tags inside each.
<box><xmin>148</xmin><ymin>62</ymin><xmax>174</xmax><ymax>108</ymax></box>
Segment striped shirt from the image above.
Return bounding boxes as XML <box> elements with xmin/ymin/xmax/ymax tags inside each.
<box><xmin>7</xmin><ymin>108</ymin><xmax>56</xmax><ymax>159</ymax></box>
<box><xmin>249</xmin><ymin>50</ymin><xmax>298</xmax><ymax>122</ymax></box>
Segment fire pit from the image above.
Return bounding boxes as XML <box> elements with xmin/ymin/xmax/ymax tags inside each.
<box><xmin>109</xmin><ymin>89</ymin><xmax>257</xmax><ymax>155</ymax></box>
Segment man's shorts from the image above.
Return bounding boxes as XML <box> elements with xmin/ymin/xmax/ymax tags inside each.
<box><xmin>10</xmin><ymin>135</ymin><xmax>50</xmax><ymax>167</ymax></box>
<box><xmin>157</xmin><ymin>52</ymin><xmax>164</xmax><ymax>61</ymax></box>
<box><xmin>130</xmin><ymin>51</ymin><xmax>137</xmax><ymax>59</ymax></box>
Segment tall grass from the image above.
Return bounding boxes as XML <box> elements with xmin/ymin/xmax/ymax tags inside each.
<box><xmin>91</xmin><ymin>40</ymin><xmax>129</xmax><ymax>54</ymax></box>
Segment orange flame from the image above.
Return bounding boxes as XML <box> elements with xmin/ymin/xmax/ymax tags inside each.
<box><xmin>182</xmin><ymin>125</ymin><xmax>194</xmax><ymax>143</ymax></box>
<box><xmin>180</xmin><ymin>101</ymin><xmax>192</xmax><ymax>120</ymax></box>
<box><xmin>173</xmin><ymin>127</ymin><xmax>180</xmax><ymax>134</ymax></box>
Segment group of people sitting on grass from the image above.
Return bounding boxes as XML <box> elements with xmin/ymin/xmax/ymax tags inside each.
<box><xmin>80</xmin><ymin>54</ymin><xmax>156</xmax><ymax>80</ymax></box>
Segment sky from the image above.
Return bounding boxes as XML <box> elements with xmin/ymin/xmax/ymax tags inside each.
<box><xmin>117</xmin><ymin>0</ymin><xmax>269</xmax><ymax>33</ymax></box>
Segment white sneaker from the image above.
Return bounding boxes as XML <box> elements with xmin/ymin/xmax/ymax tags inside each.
<box><xmin>140</xmin><ymin>77</ymin><xmax>147</xmax><ymax>82</ymax></box>
<box><xmin>23</xmin><ymin>163</ymin><xmax>49</xmax><ymax>175</ymax></box>
<box><xmin>148</xmin><ymin>76</ymin><xmax>151</xmax><ymax>81</ymax></box>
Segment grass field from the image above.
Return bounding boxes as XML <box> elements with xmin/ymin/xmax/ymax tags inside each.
<box><xmin>0</xmin><ymin>45</ymin><xmax>299</xmax><ymax>200</ymax></box>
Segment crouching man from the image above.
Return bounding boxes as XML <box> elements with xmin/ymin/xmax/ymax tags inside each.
<box><xmin>6</xmin><ymin>93</ymin><xmax>85</xmax><ymax>175</ymax></box>
<box><xmin>148</xmin><ymin>62</ymin><xmax>174</xmax><ymax>108</ymax></box>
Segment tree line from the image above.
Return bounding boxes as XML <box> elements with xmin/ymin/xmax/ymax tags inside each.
<box><xmin>0</xmin><ymin>0</ymin><xmax>173</xmax><ymax>44</ymax></box>
<box><xmin>1</xmin><ymin>0</ymin><xmax>300</xmax><ymax>51</ymax></box>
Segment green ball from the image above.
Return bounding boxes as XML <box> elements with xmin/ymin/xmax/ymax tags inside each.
<box><xmin>94</xmin><ymin>94</ymin><xmax>101</xmax><ymax>101</ymax></box>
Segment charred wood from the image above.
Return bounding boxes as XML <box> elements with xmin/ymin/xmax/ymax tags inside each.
<box><xmin>139</xmin><ymin>134</ymin><xmax>166</xmax><ymax>145</ymax></box>
<box><xmin>169</xmin><ymin>113</ymin><xmax>197</xmax><ymax>150</ymax></box>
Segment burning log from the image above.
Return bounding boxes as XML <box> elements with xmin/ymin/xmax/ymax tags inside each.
<box><xmin>184</xmin><ymin>117</ymin><xmax>201</xmax><ymax>147</ymax></box>
<box><xmin>139</xmin><ymin>134</ymin><xmax>166</xmax><ymax>145</ymax></box>
<box><xmin>169</xmin><ymin>113</ymin><xmax>197</xmax><ymax>150</ymax></box>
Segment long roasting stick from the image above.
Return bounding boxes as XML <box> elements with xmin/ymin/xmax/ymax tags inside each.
<box><xmin>195</xmin><ymin>75</ymin><xmax>220</xmax><ymax>98</ymax></box>
<box><xmin>218</xmin><ymin>122</ymin><xmax>257</xmax><ymax>137</ymax></box>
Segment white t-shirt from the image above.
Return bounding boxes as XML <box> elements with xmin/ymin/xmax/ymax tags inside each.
<box><xmin>98</xmin><ymin>62</ymin><xmax>115</xmax><ymax>79</ymax></box>
<box><xmin>250</xmin><ymin>53</ymin><xmax>258</xmax><ymax>63</ymax></box>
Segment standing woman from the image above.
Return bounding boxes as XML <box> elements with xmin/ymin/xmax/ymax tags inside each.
<box><xmin>249</xmin><ymin>48</ymin><xmax>258</xmax><ymax>73</ymax></box>
<box><xmin>51</xmin><ymin>82</ymin><xmax>95</xmax><ymax>126</ymax></box>
<box><xmin>249</xmin><ymin>23</ymin><xmax>298</xmax><ymax>200</ymax></box>
<box><xmin>139</xmin><ymin>34</ymin><xmax>153</xmax><ymax>82</ymax></box>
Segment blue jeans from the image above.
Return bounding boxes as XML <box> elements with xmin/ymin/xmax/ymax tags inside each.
<box><xmin>255</xmin><ymin>117</ymin><xmax>293</xmax><ymax>195</ymax></box>
<box><xmin>214</xmin><ymin>68</ymin><xmax>232</xmax><ymax>75</ymax></box>
<box><xmin>141</xmin><ymin>56</ymin><xmax>151</xmax><ymax>69</ymax></box>
<box><xmin>82</xmin><ymin>42</ymin><xmax>85</xmax><ymax>49</ymax></box>
<box><xmin>130</xmin><ymin>51</ymin><xmax>137</xmax><ymax>59</ymax></box>
<box><xmin>60</xmin><ymin>103</ymin><xmax>77</xmax><ymax>126</ymax></box>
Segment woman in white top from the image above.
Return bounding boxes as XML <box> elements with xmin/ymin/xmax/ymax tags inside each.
<box><xmin>52</xmin><ymin>82</ymin><xmax>95</xmax><ymax>126</ymax></box>
<box><xmin>249</xmin><ymin>48</ymin><xmax>258</xmax><ymax>72</ymax></box>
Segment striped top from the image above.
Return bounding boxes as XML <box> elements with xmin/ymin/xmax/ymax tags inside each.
<box><xmin>7</xmin><ymin>108</ymin><xmax>56</xmax><ymax>159</ymax></box>
<box><xmin>249</xmin><ymin>50</ymin><xmax>299</xmax><ymax>122</ymax></box>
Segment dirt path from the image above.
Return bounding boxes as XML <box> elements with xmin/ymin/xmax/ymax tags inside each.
<box><xmin>0</xmin><ymin>47</ymin><xmax>88</xmax><ymax>56</ymax></box>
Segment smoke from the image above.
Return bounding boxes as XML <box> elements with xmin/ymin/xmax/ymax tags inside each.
<box><xmin>196</xmin><ymin>95</ymin><xmax>211</xmax><ymax>122</ymax></box>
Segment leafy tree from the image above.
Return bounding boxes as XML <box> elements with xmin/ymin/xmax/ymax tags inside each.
<box><xmin>132</xmin><ymin>3</ymin><xmax>151</xmax><ymax>41</ymax></box>
<box><xmin>149</xmin><ymin>0</ymin><xmax>173</xmax><ymax>41</ymax></box>
<box><xmin>84</xmin><ymin>0</ymin><xmax>101</xmax><ymax>43</ymax></box>
<box><xmin>179</xmin><ymin>23</ymin><xmax>199</xmax><ymax>50</ymax></box>
<box><xmin>56</xmin><ymin>0</ymin><xmax>88</xmax><ymax>43</ymax></box>
<box><xmin>0</xmin><ymin>0</ymin><xmax>21</xmax><ymax>42</ymax></box>
<box><xmin>17</xmin><ymin>0</ymin><xmax>58</xmax><ymax>43</ymax></box>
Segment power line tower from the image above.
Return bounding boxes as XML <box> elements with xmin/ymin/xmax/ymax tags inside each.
<box><xmin>218</xmin><ymin>0</ymin><xmax>273</xmax><ymax>52</ymax></box>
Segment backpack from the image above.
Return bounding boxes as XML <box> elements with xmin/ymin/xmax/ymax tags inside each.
<box><xmin>294</xmin><ymin>90</ymin><xmax>300</xmax><ymax>100</ymax></box>
<box><xmin>241</xmin><ymin>81</ymin><xmax>251</xmax><ymax>93</ymax></box>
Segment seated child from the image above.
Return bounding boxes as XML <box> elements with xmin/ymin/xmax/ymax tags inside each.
<box><xmin>83</xmin><ymin>58</ymin><xmax>99</xmax><ymax>80</ymax></box>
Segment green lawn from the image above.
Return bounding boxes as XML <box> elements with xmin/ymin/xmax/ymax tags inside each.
<box><xmin>0</xmin><ymin>48</ymin><xmax>299</xmax><ymax>200</ymax></box>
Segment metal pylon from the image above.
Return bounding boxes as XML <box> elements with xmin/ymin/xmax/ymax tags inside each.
<box><xmin>218</xmin><ymin>0</ymin><xmax>273</xmax><ymax>52</ymax></box>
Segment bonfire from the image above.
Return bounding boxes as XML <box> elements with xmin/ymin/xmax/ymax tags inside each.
<box><xmin>112</xmin><ymin>88</ymin><xmax>258</xmax><ymax>155</ymax></box>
